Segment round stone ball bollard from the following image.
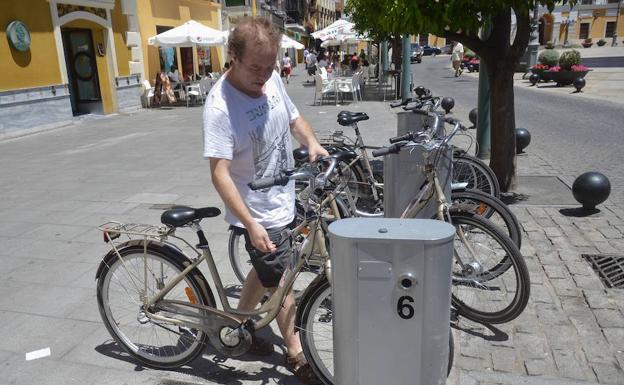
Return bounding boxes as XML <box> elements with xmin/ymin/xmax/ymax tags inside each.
<box><xmin>529</xmin><ymin>73</ymin><xmax>540</xmax><ymax>86</ymax></box>
<box><xmin>572</xmin><ymin>172</ymin><xmax>611</xmax><ymax>211</ymax></box>
<box><xmin>441</xmin><ymin>97</ymin><xmax>455</xmax><ymax>114</ymax></box>
<box><xmin>469</xmin><ymin>108</ymin><xmax>478</xmax><ymax>127</ymax></box>
<box><xmin>573</xmin><ymin>77</ymin><xmax>586</xmax><ymax>93</ymax></box>
<box><xmin>515</xmin><ymin>127</ymin><xmax>531</xmax><ymax>154</ymax></box>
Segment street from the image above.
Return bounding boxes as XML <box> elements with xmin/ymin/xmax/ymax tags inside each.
<box><xmin>411</xmin><ymin>55</ymin><xmax>624</xmax><ymax>205</ymax></box>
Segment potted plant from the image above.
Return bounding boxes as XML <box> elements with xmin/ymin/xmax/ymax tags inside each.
<box><xmin>582</xmin><ymin>38</ymin><xmax>593</xmax><ymax>48</ymax></box>
<box><xmin>597</xmin><ymin>38</ymin><xmax>607</xmax><ymax>47</ymax></box>
<box><xmin>541</xmin><ymin>49</ymin><xmax>591</xmax><ymax>86</ymax></box>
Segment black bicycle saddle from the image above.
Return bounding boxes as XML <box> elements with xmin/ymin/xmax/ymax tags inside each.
<box><xmin>161</xmin><ymin>206</ymin><xmax>221</xmax><ymax>228</ymax></box>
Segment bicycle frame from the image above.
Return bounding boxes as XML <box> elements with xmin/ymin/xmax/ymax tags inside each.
<box><xmin>99</xmin><ymin>191</ymin><xmax>340</xmax><ymax>335</ymax></box>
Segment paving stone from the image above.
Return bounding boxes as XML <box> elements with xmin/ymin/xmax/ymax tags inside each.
<box><xmin>584</xmin><ymin>289</ymin><xmax>618</xmax><ymax>309</ymax></box>
<box><xmin>585</xmin><ymin>231</ymin><xmax>608</xmax><ymax>243</ymax></box>
<box><xmin>547</xmin><ymin>324</ymin><xmax>581</xmax><ymax>350</ymax></box>
<box><xmin>573</xmin><ymin>274</ymin><xmax>604</xmax><ymax>291</ymax></box>
<box><xmin>456</xmin><ymin>356</ymin><xmax>491</xmax><ymax>372</ymax></box>
<box><xmin>543</xmin><ymin>265</ymin><xmax>569</xmax><ymax>279</ymax></box>
<box><xmin>549</xmin><ymin>236</ymin><xmax>575</xmax><ymax>250</ymax></box>
<box><xmin>550</xmin><ymin>278</ymin><xmax>583</xmax><ymax>297</ymax></box>
<box><xmin>571</xmin><ymin>236</ymin><xmax>593</xmax><ymax>247</ymax></box>
<box><xmin>593</xmin><ymin>308</ymin><xmax>624</xmax><ymax>328</ymax></box>
<box><xmin>527</xmin><ymin>231</ymin><xmax>550</xmax><ymax>243</ymax></box>
<box><xmin>607</xmin><ymin>238</ymin><xmax>624</xmax><ymax>249</ymax></box>
<box><xmin>530</xmin><ymin>283</ymin><xmax>555</xmax><ymax>304</ymax></box>
<box><xmin>597</xmin><ymin>227</ymin><xmax>623</xmax><ymax>239</ymax></box>
<box><xmin>521</xmin><ymin>222</ymin><xmax>542</xmax><ymax>232</ymax></box>
<box><xmin>552</xmin><ymin>349</ymin><xmax>597</xmax><ymax>382</ymax></box>
<box><xmin>569</xmin><ymin>312</ymin><xmax>603</xmax><ymax>337</ymax></box>
<box><xmin>536</xmin><ymin>218</ymin><xmax>557</xmax><ymax>228</ymax></box>
<box><xmin>591</xmin><ymin>362</ymin><xmax>624</xmax><ymax>384</ymax></box>
<box><xmin>536</xmin><ymin>250</ymin><xmax>561</xmax><ymax>266</ymax></box>
<box><xmin>566</xmin><ymin>261</ymin><xmax>595</xmax><ymax>276</ymax></box>
<box><xmin>603</xmin><ymin>328</ymin><xmax>624</xmax><ymax>349</ymax></box>
<box><xmin>594</xmin><ymin>241</ymin><xmax>620</xmax><ymax>254</ymax></box>
<box><xmin>582</xmin><ymin>336</ymin><xmax>615</xmax><ymax>363</ymax></box>
<box><xmin>490</xmin><ymin>348</ymin><xmax>523</xmax><ymax>374</ymax></box>
<box><xmin>515</xmin><ymin>332</ymin><xmax>549</xmax><ymax>359</ymax></box>
<box><xmin>524</xmin><ymin>355</ymin><xmax>557</xmax><ymax>377</ymax></box>
<box><xmin>527</xmin><ymin>207</ymin><xmax>550</xmax><ymax>219</ymax></box>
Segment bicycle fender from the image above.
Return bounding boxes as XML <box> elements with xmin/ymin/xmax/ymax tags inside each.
<box><xmin>95</xmin><ymin>239</ymin><xmax>189</xmax><ymax>280</ymax></box>
<box><xmin>294</xmin><ymin>274</ymin><xmax>329</xmax><ymax>326</ymax></box>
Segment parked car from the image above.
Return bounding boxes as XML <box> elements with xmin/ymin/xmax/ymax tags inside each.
<box><xmin>422</xmin><ymin>45</ymin><xmax>442</xmax><ymax>56</ymax></box>
<box><xmin>410</xmin><ymin>43</ymin><xmax>423</xmax><ymax>63</ymax></box>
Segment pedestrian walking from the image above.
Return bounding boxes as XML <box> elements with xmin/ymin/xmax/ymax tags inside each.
<box><xmin>282</xmin><ymin>52</ymin><xmax>292</xmax><ymax>84</ymax></box>
<box><xmin>202</xmin><ymin>17</ymin><xmax>328</xmax><ymax>385</ymax></box>
<box><xmin>451</xmin><ymin>41</ymin><xmax>464</xmax><ymax>77</ymax></box>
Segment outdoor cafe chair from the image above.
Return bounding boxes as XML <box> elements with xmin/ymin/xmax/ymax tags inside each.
<box><xmin>313</xmin><ymin>74</ymin><xmax>335</xmax><ymax>106</ymax></box>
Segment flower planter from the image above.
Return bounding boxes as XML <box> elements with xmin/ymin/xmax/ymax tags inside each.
<box><xmin>540</xmin><ymin>70</ymin><xmax>590</xmax><ymax>86</ymax></box>
<box><xmin>581</xmin><ymin>42</ymin><xmax>593</xmax><ymax>48</ymax></box>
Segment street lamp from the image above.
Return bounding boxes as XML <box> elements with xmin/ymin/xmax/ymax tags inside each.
<box><xmin>528</xmin><ymin>5</ymin><xmax>540</xmax><ymax>68</ymax></box>
<box><xmin>612</xmin><ymin>0</ymin><xmax>621</xmax><ymax>47</ymax></box>
<box><xmin>562</xmin><ymin>17</ymin><xmax>574</xmax><ymax>48</ymax></box>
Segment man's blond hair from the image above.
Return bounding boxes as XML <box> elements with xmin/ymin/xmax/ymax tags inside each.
<box><xmin>228</xmin><ymin>17</ymin><xmax>281</xmax><ymax>59</ymax></box>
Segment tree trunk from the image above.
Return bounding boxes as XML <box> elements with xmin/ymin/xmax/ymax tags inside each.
<box><xmin>487</xmin><ymin>63</ymin><xmax>517</xmax><ymax>192</ymax></box>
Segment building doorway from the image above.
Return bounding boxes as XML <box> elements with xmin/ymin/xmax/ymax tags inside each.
<box><xmin>61</xmin><ymin>28</ymin><xmax>102</xmax><ymax>116</ymax></box>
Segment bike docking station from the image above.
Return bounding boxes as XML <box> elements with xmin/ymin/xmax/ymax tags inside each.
<box><xmin>328</xmin><ymin>218</ymin><xmax>455</xmax><ymax>385</ymax></box>
<box><xmin>383</xmin><ymin>115</ymin><xmax>453</xmax><ymax>219</ymax></box>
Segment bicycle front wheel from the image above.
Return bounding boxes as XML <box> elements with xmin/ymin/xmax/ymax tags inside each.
<box><xmin>453</xmin><ymin>153</ymin><xmax>500</xmax><ymax>198</ymax></box>
<box><xmin>97</xmin><ymin>241</ymin><xmax>213</xmax><ymax>368</ymax></box>
<box><xmin>450</xmin><ymin>212</ymin><xmax>530</xmax><ymax>324</ymax></box>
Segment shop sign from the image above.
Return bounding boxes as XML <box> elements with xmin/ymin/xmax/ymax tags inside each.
<box><xmin>6</xmin><ymin>20</ymin><xmax>31</xmax><ymax>52</ymax></box>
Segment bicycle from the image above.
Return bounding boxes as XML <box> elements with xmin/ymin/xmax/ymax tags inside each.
<box><xmin>318</xmin><ymin>107</ymin><xmax>518</xmax><ymax>246</ymax></box>
<box><xmin>95</xmin><ymin>156</ymin><xmax>348</xmax><ymax>371</ymax></box>
<box><xmin>293</xmin><ymin>113</ymin><xmax>530</xmax><ymax>383</ymax></box>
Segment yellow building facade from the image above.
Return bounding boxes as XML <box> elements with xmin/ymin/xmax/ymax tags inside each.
<box><xmin>1</xmin><ymin>0</ymin><xmax>223</xmax><ymax>139</ymax></box>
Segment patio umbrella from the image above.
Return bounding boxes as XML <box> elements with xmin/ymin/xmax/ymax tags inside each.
<box><xmin>311</xmin><ymin>19</ymin><xmax>355</xmax><ymax>41</ymax></box>
<box><xmin>320</xmin><ymin>33</ymin><xmax>369</xmax><ymax>48</ymax></box>
<box><xmin>147</xmin><ymin>20</ymin><xmax>226</xmax><ymax>47</ymax></box>
<box><xmin>281</xmin><ymin>35</ymin><xmax>305</xmax><ymax>50</ymax></box>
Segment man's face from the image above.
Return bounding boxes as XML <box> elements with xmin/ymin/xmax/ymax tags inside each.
<box><xmin>231</xmin><ymin>41</ymin><xmax>278</xmax><ymax>97</ymax></box>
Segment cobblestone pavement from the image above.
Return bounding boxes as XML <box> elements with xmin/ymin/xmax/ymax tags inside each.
<box><xmin>0</xmin><ymin>64</ymin><xmax>623</xmax><ymax>385</ymax></box>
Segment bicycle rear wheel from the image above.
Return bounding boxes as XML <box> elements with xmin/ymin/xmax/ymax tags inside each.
<box><xmin>451</xmin><ymin>189</ymin><xmax>522</xmax><ymax>248</ymax></box>
<box><xmin>450</xmin><ymin>212</ymin><xmax>530</xmax><ymax>324</ymax></box>
<box><xmin>453</xmin><ymin>153</ymin><xmax>500</xmax><ymax>198</ymax></box>
<box><xmin>97</xmin><ymin>241</ymin><xmax>213</xmax><ymax>368</ymax></box>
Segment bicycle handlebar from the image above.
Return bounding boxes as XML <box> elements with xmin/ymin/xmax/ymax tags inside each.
<box><xmin>248</xmin><ymin>174</ymin><xmax>290</xmax><ymax>190</ymax></box>
<box><xmin>372</xmin><ymin>142</ymin><xmax>405</xmax><ymax>157</ymax></box>
<box><xmin>248</xmin><ymin>155</ymin><xmax>342</xmax><ymax>191</ymax></box>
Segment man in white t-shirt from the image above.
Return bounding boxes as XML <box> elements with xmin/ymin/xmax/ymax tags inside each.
<box><xmin>202</xmin><ymin>17</ymin><xmax>327</xmax><ymax>384</ymax></box>
<box><xmin>451</xmin><ymin>41</ymin><xmax>464</xmax><ymax>77</ymax></box>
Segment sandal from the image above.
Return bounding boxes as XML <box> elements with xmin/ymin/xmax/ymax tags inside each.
<box><xmin>285</xmin><ymin>351</ymin><xmax>321</xmax><ymax>384</ymax></box>
<box><xmin>248</xmin><ymin>335</ymin><xmax>274</xmax><ymax>356</ymax></box>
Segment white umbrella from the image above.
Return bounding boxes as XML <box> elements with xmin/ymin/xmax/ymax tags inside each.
<box><xmin>311</xmin><ymin>19</ymin><xmax>355</xmax><ymax>41</ymax></box>
<box><xmin>281</xmin><ymin>35</ymin><xmax>304</xmax><ymax>50</ymax></box>
<box><xmin>148</xmin><ymin>20</ymin><xmax>226</xmax><ymax>47</ymax></box>
<box><xmin>320</xmin><ymin>33</ymin><xmax>369</xmax><ymax>48</ymax></box>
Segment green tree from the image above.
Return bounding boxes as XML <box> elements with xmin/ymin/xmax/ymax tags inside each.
<box><xmin>346</xmin><ymin>0</ymin><xmax>575</xmax><ymax>191</ymax></box>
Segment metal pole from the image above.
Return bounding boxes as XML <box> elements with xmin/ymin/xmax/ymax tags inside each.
<box><xmin>476</xmin><ymin>60</ymin><xmax>491</xmax><ymax>159</ymax></box>
<box><xmin>401</xmin><ymin>35</ymin><xmax>411</xmax><ymax>102</ymax></box>
<box><xmin>612</xmin><ymin>0</ymin><xmax>621</xmax><ymax>47</ymax></box>
<box><xmin>476</xmin><ymin>21</ymin><xmax>492</xmax><ymax>159</ymax></box>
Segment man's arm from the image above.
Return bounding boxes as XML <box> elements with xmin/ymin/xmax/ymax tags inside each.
<box><xmin>290</xmin><ymin>117</ymin><xmax>329</xmax><ymax>162</ymax></box>
<box><xmin>209</xmin><ymin>157</ymin><xmax>275</xmax><ymax>253</ymax></box>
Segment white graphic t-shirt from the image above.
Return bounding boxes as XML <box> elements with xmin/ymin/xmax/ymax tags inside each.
<box><xmin>202</xmin><ymin>71</ymin><xmax>299</xmax><ymax>229</ymax></box>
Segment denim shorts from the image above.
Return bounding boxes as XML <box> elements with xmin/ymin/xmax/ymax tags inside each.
<box><xmin>230</xmin><ymin>222</ymin><xmax>294</xmax><ymax>288</ymax></box>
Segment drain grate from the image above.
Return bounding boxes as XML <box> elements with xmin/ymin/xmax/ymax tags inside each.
<box><xmin>582</xmin><ymin>254</ymin><xmax>624</xmax><ymax>289</ymax></box>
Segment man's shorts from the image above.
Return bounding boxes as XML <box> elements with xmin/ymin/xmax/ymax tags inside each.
<box><xmin>230</xmin><ymin>223</ymin><xmax>294</xmax><ymax>288</ymax></box>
